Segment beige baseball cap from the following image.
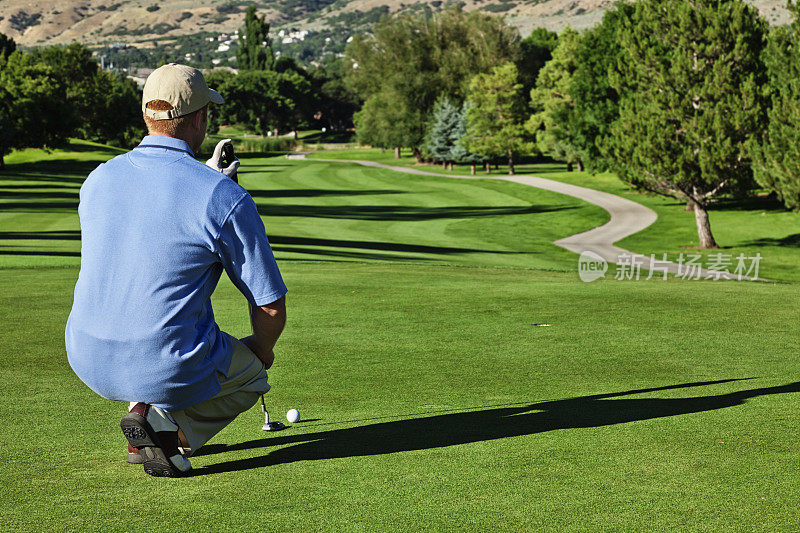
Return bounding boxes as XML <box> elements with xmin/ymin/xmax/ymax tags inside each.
<box><xmin>142</xmin><ymin>63</ymin><xmax>224</xmax><ymax>120</ymax></box>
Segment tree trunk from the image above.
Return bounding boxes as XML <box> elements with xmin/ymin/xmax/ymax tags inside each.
<box><xmin>685</xmin><ymin>198</ymin><xmax>696</xmax><ymax>211</ymax></box>
<box><xmin>576</xmin><ymin>159</ymin><xmax>584</xmax><ymax>172</ymax></box>
<box><xmin>567</xmin><ymin>162</ymin><xmax>573</xmax><ymax>172</ymax></box>
<box><xmin>394</xmin><ymin>147</ymin><xmax>401</xmax><ymax>159</ymax></box>
<box><xmin>485</xmin><ymin>161</ymin><xmax>491</xmax><ymax>174</ymax></box>
<box><xmin>693</xmin><ymin>202</ymin><xmax>718</xmax><ymax>249</ymax></box>
<box><xmin>412</xmin><ymin>147</ymin><xmax>423</xmax><ymax>164</ymax></box>
<box><xmin>470</xmin><ymin>164</ymin><xmax>476</xmax><ymax>175</ymax></box>
<box><xmin>447</xmin><ymin>162</ymin><xmax>453</xmax><ymax>171</ymax></box>
<box><xmin>442</xmin><ymin>161</ymin><xmax>447</xmax><ymax>169</ymax></box>
<box><xmin>0</xmin><ymin>152</ymin><xmax>4</xmax><ymax>170</ymax></box>
<box><xmin>293</xmin><ymin>130</ymin><xmax>298</xmax><ymax>140</ymax></box>
<box><xmin>507</xmin><ymin>150</ymin><xmax>515</xmax><ymax>175</ymax></box>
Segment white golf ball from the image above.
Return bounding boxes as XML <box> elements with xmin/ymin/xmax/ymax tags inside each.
<box><xmin>286</xmin><ymin>408</ymin><xmax>300</xmax><ymax>423</ymax></box>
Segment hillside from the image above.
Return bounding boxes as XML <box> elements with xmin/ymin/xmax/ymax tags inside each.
<box><xmin>0</xmin><ymin>0</ymin><xmax>792</xmax><ymax>48</ymax></box>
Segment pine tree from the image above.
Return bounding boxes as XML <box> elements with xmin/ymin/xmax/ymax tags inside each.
<box><xmin>607</xmin><ymin>0</ymin><xmax>768</xmax><ymax>248</ymax></box>
<box><xmin>751</xmin><ymin>3</ymin><xmax>800</xmax><ymax>210</ymax></box>
<box><xmin>462</xmin><ymin>63</ymin><xmax>528</xmax><ymax>175</ymax></box>
<box><xmin>525</xmin><ymin>27</ymin><xmax>583</xmax><ymax>171</ymax></box>
<box><xmin>426</xmin><ymin>97</ymin><xmax>462</xmax><ymax>166</ymax></box>
<box><xmin>452</xmin><ymin>103</ymin><xmax>487</xmax><ymax>175</ymax></box>
<box><xmin>237</xmin><ymin>6</ymin><xmax>275</xmax><ymax>71</ymax></box>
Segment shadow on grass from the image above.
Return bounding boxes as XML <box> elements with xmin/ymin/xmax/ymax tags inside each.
<box><xmin>256</xmin><ymin>204</ymin><xmax>575</xmax><ymax>221</ymax></box>
<box><xmin>190</xmin><ymin>379</ymin><xmax>799</xmax><ymax>475</ymax></box>
<box><xmin>248</xmin><ymin>189</ymin><xmax>406</xmax><ymax>199</ymax></box>
<box><xmin>0</xmin><ymin>231</ymin><xmax>80</xmax><ymax>240</ymax></box>
<box><xmin>743</xmin><ymin>233</ymin><xmax>800</xmax><ymax>248</ymax></box>
<box><xmin>269</xmin><ymin>235</ymin><xmax>527</xmax><ymax>256</ymax></box>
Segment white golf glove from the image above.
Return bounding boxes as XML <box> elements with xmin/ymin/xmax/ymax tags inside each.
<box><xmin>206</xmin><ymin>138</ymin><xmax>240</xmax><ymax>181</ymax></box>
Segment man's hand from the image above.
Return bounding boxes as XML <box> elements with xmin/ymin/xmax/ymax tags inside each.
<box><xmin>240</xmin><ymin>296</ymin><xmax>286</xmax><ymax>369</ymax></box>
<box><xmin>206</xmin><ymin>138</ymin><xmax>240</xmax><ymax>182</ymax></box>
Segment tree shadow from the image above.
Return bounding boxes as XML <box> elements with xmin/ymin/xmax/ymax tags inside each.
<box><xmin>255</xmin><ymin>204</ymin><xmax>575</xmax><ymax>221</ymax></box>
<box><xmin>248</xmin><ymin>189</ymin><xmax>406</xmax><ymax>199</ymax></box>
<box><xmin>0</xmin><ymin>231</ymin><xmax>80</xmax><ymax>240</ymax></box>
<box><xmin>190</xmin><ymin>379</ymin><xmax>799</xmax><ymax>476</ymax></box>
<box><xmin>268</xmin><ymin>235</ymin><xmax>528</xmax><ymax>257</ymax></box>
<box><xmin>743</xmin><ymin>233</ymin><xmax>800</xmax><ymax>248</ymax></box>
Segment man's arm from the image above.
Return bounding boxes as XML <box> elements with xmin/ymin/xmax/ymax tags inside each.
<box><xmin>240</xmin><ymin>296</ymin><xmax>286</xmax><ymax>369</ymax></box>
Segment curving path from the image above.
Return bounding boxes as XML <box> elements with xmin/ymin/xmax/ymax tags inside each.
<box><xmin>287</xmin><ymin>154</ymin><xmax>754</xmax><ymax>280</ymax></box>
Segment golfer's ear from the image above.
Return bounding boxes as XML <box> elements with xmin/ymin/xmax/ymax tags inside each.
<box><xmin>192</xmin><ymin>108</ymin><xmax>204</xmax><ymax>129</ymax></box>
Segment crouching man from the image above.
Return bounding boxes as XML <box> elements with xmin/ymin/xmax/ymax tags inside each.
<box><xmin>65</xmin><ymin>63</ymin><xmax>287</xmax><ymax>477</ymax></box>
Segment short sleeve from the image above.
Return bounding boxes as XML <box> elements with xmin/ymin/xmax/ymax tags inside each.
<box><xmin>215</xmin><ymin>195</ymin><xmax>287</xmax><ymax>306</ymax></box>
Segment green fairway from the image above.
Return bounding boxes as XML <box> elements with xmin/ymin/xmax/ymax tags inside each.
<box><xmin>308</xmin><ymin>148</ymin><xmax>800</xmax><ymax>282</ymax></box>
<box><xmin>1</xmin><ymin>142</ymin><xmax>798</xmax><ymax>531</ymax></box>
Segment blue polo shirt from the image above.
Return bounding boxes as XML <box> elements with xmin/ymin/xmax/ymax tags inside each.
<box><xmin>65</xmin><ymin>135</ymin><xmax>287</xmax><ymax>412</ymax></box>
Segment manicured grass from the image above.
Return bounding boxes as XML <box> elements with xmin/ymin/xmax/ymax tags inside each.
<box><xmin>0</xmin><ymin>140</ymin><xmax>609</xmax><ymax>271</ymax></box>
<box><xmin>309</xmin><ymin>148</ymin><xmax>800</xmax><ymax>282</ymax></box>
<box><xmin>1</xmin><ymin>264</ymin><xmax>798</xmax><ymax>531</ymax></box>
<box><xmin>1</xmin><ymin>142</ymin><xmax>798</xmax><ymax>531</ymax></box>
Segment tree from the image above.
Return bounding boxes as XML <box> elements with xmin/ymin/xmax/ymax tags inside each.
<box><xmin>516</xmin><ymin>27</ymin><xmax>559</xmax><ymax>108</ymax></box>
<box><xmin>346</xmin><ymin>7</ymin><xmax>520</xmax><ymax>160</ymax></box>
<box><xmin>750</xmin><ymin>3</ymin><xmax>800</xmax><ymax>210</ymax></box>
<box><xmin>461</xmin><ymin>62</ymin><xmax>528</xmax><ymax>175</ymax></box>
<box><xmin>27</xmin><ymin>43</ymin><xmax>144</xmax><ymax>148</ymax></box>
<box><xmin>355</xmin><ymin>90</ymin><xmax>425</xmax><ymax>157</ymax></box>
<box><xmin>525</xmin><ymin>27</ymin><xmax>583</xmax><ymax>171</ymax></box>
<box><xmin>0</xmin><ymin>32</ymin><xmax>15</xmax><ymax>62</ymax></box>
<box><xmin>426</xmin><ymin>97</ymin><xmax>462</xmax><ymax>167</ymax></box>
<box><xmin>206</xmin><ymin>69</ymin><xmax>312</xmax><ymax>136</ymax></box>
<box><xmin>607</xmin><ymin>0</ymin><xmax>768</xmax><ymax>248</ymax></box>
<box><xmin>0</xmin><ymin>51</ymin><xmax>70</xmax><ymax>168</ymax></box>
<box><xmin>566</xmin><ymin>3</ymin><xmax>634</xmax><ymax>174</ymax></box>
<box><xmin>237</xmin><ymin>5</ymin><xmax>275</xmax><ymax>71</ymax></box>
<box><xmin>309</xmin><ymin>59</ymin><xmax>359</xmax><ymax>132</ymax></box>
<box><xmin>452</xmin><ymin>102</ymin><xmax>488</xmax><ymax>175</ymax></box>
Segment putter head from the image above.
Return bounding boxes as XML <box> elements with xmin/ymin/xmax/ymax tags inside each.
<box><xmin>262</xmin><ymin>421</ymin><xmax>286</xmax><ymax>431</ymax></box>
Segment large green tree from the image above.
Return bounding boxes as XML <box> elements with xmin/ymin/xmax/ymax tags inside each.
<box><xmin>206</xmin><ymin>69</ymin><xmax>312</xmax><ymax>136</ymax></box>
<box><xmin>516</xmin><ymin>27</ymin><xmax>559</xmax><ymax>109</ymax></box>
<box><xmin>346</xmin><ymin>7</ymin><xmax>519</xmax><ymax>160</ymax></box>
<box><xmin>0</xmin><ymin>51</ymin><xmax>70</xmax><ymax>168</ymax></box>
<box><xmin>607</xmin><ymin>0</ymin><xmax>768</xmax><ymax>248</ymax></box>
<box><xmin>462</xmin><ymin>63</ymin><xmax>528</xmax><ymax>175</ymax></box>
<box><xmin>750</xmin><ymin>3</ymin><xmax>800</xmax><ymax>210</ymax></box>
<box><xmin>237</xmin><ymin>6</ymin><xmax>275</xmax><ymax>71</ymax></box>
<box><xmin>525</xmin><ymin>27</ymin><xmax>583</xmax><ymax>171</ymax></box>
<box><xmin>566</xmin><ymin>3</ymin><xmax>634</xmax><ymax>174</ymax></box>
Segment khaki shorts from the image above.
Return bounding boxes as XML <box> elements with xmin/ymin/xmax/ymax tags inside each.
<box><xmin>169</xmin><ymin>333</ymin><xmax>269</xmax><ymax>452</ymax></box>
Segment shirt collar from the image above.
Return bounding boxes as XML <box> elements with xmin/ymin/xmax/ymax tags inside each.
<box><xmin>136</xmin><ymin>135</ymin><xmax>195</xmax><ymax>157</ymax></box>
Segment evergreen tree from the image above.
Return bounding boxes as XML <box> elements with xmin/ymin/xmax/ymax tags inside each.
<box><xmin>237</xmin><ymin>6</ymin><xmax>275</xmax><ymax>71</ymax></box>
<box><xmin>566</xmin><ymin>4</ymin><xmax>634</xmax><ymax>173</ymax></box>
<box><xmin>0</xmin><ymin>32</ymin><xmax>15</xmax><ymax>62</ymax></box>
<box><xmin>452</xmin><ymin>102</ymin><xmax>488</xmax><ymax>175</ymax></box>
<box><xmin>462</xmin><ymin>62</ymin><xmax>528</xmax><ymax>175</ymax></box>
<box><xmin>426</xmin><ymin>97</ymin><xmax>462</xmax><ymax>166</ymax></box>
<box><xmin>607</xmin><ymin>0</ymin><xmax>768</xmax><ymax>248</ymax></box>
<box><xmin>516</xmin><ymin>27</ymin><xmax>559</xmax><ymax>108</ymax></box>
<box><xmin>751</xmin><ymin>3</ymin><xmax>800</xmax><ymax>210</ymax></box>
<box><xmin>525</xmin><ymin>27</ymin><xmax>583</xmax><ymax>171</ymax></box>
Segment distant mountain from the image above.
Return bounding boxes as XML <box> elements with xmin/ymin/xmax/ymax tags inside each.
<box><xmin>0</xmin><ymin>1</ymin><xmax>790</xmax><ymax>47</ymax></box>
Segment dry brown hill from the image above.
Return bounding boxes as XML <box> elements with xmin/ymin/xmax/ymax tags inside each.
<box><xmin>0</xmin><ymin>0</ymin><xmax>791</xmax><ymax>48</ymax></box>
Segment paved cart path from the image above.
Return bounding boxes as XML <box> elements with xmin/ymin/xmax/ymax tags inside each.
<box><xmin>287</xmin><ymin>154</ymin><xmax>756</xmax><ymax>280</ymax></box>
